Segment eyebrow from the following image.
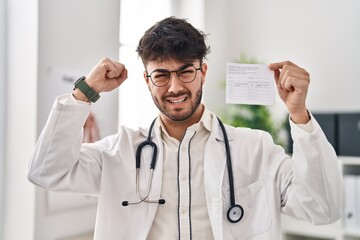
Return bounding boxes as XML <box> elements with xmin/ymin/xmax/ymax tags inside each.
<box><xmin>149</xmin><ymin>63</ymin><xmax>195</xmax><ymax>73</ymax></box>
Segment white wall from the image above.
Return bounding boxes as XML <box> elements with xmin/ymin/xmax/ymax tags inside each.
<box><xmin>204</xmin><ymin>0</ymin><xmax>360</xmax><ymax>117</ymax></box>
<box><xmin>172</xmin><ymin>0</ymin><xmax>205</xmax><ymax>29</ymax></box>
<box><xmin>3</xmin><ymin>0</ymin><xmax>38</xmax><ymax>239</ymax></box>
<box><xmin>35</xmin><ymin>0</ymin><xmax>120</xmax><ymax>239</ymax></box>
<box><xmin>203</xmin><ymin>0</ymin><xmax>230</xmax><ymax>114</ymax></box>
<box><xmin>118</xmin><ymin>0</ymin><xmax>172</xmax><ymax>129</ymax></box>
<box><xmin>37</xmin><ymin>0</ymin><xmax>120</xmax><ymax>135</ymax></box>
<box><xmin>0</xmin><ymin>0</ymin><xmax>6</xmax><ymax>237</ymax></box>
<box><xmin>1</xmin><ymin>0</ymin><xmax>120</xmax><ymax>239</ymax></box>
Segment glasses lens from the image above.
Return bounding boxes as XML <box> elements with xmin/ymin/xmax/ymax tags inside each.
<box><xmin>149</xmin><ymin>64</ymin><xmax>200</xmax><ymax>87</ymax></box>
<box><xmin>177</xmin><ymin>65</ymin><xmax>197</xmax><ymax>83</ymax></box>
<box><xmin>150</xmin><ymin>69</ymin><xmax>170</xmax><ymax>87</ymax></box>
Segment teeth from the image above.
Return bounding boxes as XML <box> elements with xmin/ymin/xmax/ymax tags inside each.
<box><xmin>169</xmin><ymin>98</ymin><xmax>186</xmax><ymax>104</ymax></box>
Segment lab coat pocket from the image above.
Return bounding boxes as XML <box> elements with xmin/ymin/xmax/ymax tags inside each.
<box><xmin>224</xmin><ymin>180</ymin><xmax>271</xmax><ymax>239</ymax></box>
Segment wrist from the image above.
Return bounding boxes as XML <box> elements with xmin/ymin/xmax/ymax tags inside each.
<box><xmin>290</xmin><ymin>109</ymin><xmax>311</xmax><ymax>124</ymax></box>
<box><xmin>72</xmin><ymin>88</ymin><xmax>90</xmax><ymax>102</ymax></box>
<box><xmin>73</xmin><ymin>76</ymin><xmax>100</xmax><ymax>103</ymax></box>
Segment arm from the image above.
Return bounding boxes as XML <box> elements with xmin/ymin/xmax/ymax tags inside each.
<box><xmin>27</xmin><ymin>95</ymin><xmax>101</xmax><ymax>194</ymax></box>
<box><xmin>268</xmin><ymin>61</ymin><xmax>342</xmax><ymax>223</ymax></box>
<box><xmin>27</xmin><ymin>58</ymin><xmax>128</xmax><ymax>194</ymax></box>
<box><xmin>278</xmin><ymin>115</ymin><xmax>342</xmax><ymax>224</ymax></box>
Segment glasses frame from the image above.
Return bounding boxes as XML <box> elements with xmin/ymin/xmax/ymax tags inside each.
<box><xmin>146</xmin><ymin>63</ymin><xmax>202</xmax><ymax>87</ymax></box>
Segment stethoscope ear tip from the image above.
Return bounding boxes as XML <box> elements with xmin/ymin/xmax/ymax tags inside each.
<box><xmin>159</xmin><ymin>199</ymin><xmax>166</xmax><ymax>204</ymax></box>
<box><xmin>122</xmin><ymin>201</ymin><xmax>129</xmax><ymax>206</ymax></box>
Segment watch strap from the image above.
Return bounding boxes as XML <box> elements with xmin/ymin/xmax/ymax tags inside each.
<box><xmin>73</xmin><ymin>76</ymin><xmax>100</xmax><ymax>103</ymax></box>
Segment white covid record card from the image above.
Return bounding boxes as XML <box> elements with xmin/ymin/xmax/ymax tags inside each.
<box><xmin>226</xmin><ymin>63</ymin><xmax>275</xmax><ymax>105</ymax></box>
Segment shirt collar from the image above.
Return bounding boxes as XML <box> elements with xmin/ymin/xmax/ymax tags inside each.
<box><xmin>156</xmin><ymin>105</ymin><xmax>213</xmax><ymax>138</ymax></box>
<box><xmin>198</xmin><ymin>106</ymin><xmax>212</xmax><ymax>132</ymax></box>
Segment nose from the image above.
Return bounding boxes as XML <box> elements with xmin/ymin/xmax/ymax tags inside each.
<box><xmin>167</xmin><ymin>72</ymin><xmax>184</xmax><ymax>93</ymax></box>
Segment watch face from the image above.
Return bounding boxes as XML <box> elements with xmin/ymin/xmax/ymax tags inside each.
<box><xmin>75</xmin><ymin>76</ymin><xmax>86</xmax><ymax>86</ymax></box>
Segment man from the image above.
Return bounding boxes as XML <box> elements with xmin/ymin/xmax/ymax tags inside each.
<box><xmin>28</xmin><ymin>17</ymin><xmax>342</xmax><ymax>239</ymax></box>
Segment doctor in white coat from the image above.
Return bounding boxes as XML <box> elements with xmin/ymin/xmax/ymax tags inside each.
<box><xmin>28</xmin><ymin>17</ymin><xmax>342</xmax><ymax>239</ymax></box>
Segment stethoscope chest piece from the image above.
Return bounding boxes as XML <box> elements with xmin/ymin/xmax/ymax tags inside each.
<box><xmin>227</xmin><ymin>204</ymin><xmax>244</xmax><ymax>223</ymax></box>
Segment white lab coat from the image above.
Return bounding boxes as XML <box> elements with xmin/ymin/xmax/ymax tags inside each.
<box><xmin>27</xmin><ymin>94</ymin><xmax>342</xmax><ymax>240</ymax></box>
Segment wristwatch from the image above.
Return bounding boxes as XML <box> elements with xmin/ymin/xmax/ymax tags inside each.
<box><xmin>73</xmin><ymin>76</ymin><xmax>100</xmax><ymax>103</ymax></box>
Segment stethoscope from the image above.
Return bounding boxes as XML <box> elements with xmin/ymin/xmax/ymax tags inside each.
<box><xmin>122</xmin><ymin>117</ymin><xmax>244</xmax><ymax>223</ymax></box>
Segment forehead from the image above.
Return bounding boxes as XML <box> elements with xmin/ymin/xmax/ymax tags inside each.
<box><xmin>146</xmin><ymin>59</ymin><xmax>199</xmax><ymax>72</ymax></box>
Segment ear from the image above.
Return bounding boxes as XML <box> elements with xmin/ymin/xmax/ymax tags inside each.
<box><xmin>143</xmin><ymin>71</ymin><xmax>150</xmax><ymax>85</ymax></box>
<box><xmin>200</xmin><ymin>63</ymin><xmax>208</xmax><ymax>84</ymax></box>
<box><xmin>143</xmin><ymin>71</ymin><xmax>152</xmax><ymax>92</ymax></box>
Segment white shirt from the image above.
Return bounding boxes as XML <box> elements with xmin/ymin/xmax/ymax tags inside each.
<box><xmin>148</xmin><ymin>108</ymin><xmax>214</xmax><ymax>240</ymax></box>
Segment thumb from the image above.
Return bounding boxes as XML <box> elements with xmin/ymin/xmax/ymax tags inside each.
<box><xmin>273</xmin><ymin>68</ymin><xmax>280</xmax><ymax>82</ymax></box>
<box><xmin>268</xmin><ymin>63</ymin><xmax>280</xmax><ymax>82</ymax></box>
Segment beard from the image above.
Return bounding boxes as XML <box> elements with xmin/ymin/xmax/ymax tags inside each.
<box><xmin>152</xmin><ymin>84</ymin><xmax>203</xmax><ymax>122</ymax></box>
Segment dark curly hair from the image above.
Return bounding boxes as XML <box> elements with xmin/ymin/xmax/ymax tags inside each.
<box><xmin>136</xmin><ymin>16</ymin><xmax>210</xmax><ymax>66</ymax></box>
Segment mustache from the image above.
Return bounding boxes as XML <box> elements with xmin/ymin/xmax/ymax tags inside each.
<box><xmin>163</xmin><ymin>91</ymin><xmax>190</xmax><ymax>98</ymax></box>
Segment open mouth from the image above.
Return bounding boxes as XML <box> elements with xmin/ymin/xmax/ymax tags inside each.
<box><xmin>167</xmin><ymin>97</ymin><xmax>187</xmax><ymax>104</ymax></box>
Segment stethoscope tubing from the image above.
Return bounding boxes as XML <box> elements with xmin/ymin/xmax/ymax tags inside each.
<box><xmin>135</xmin><ymin>119</ymin><xmax>158</xmax><ymax>169</ymax></box>
<box><xmin>216</xmin><ymin>118</ymin><xmax>235</xmax><ymax>206</ymax></box>
<box><xmin>122</xmin><ymin>117</ymin><xmax>244</xmax><ymax>223</ymax></box>
<box><xmin>122</xmin><ymin>163</ymin><xmax>165</xmax><ymax>206</ymax></box>
<box><xmin>217</xmin><ymin>117</ymin><xmax>244</xmax><ymax>223</ymax></box>
<box><xmin>122</xmin><ymin>119</ymin><xmax>165</xmax><ymax>206</ymax></box>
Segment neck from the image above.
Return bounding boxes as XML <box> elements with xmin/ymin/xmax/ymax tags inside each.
<box><xmin>160</xmin><ymin>104</ymin><xmax>204</xmax><ymax>141</ymax></box>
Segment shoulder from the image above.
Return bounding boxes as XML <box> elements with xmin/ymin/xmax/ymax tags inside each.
<box><xmin>225</xmin><ymin>123</ymin><xmax>269</xmax><ymax>137</ymax></box>
<box><xmin>94</xmin><ymin>125</ymin><xmax>147</xmax><ymax>152</ymax></box>
<box><xmin>223</xmin><ymin>123</ymin><xmax>276</xmax><ymax>146</ymax></box>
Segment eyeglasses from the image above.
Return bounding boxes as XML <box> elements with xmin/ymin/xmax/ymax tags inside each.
<box><xmin>146</xmin><ymin>64</ymin><xmax>202</xmax><ymax>87</ymax></box>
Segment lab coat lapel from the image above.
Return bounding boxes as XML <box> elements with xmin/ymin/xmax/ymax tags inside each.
<box><xmin>203</xmin><ymin>115</ymin><xmax>231</xmax><ymax>240</ymax></box>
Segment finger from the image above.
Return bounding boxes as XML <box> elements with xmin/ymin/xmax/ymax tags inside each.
<box><xmin>283</xmin><ymin>77</ymin><xmax>310</xmax><ymax>93</ymax></box>
<box><xmin>277</xmin><ymin>64</ymin><xmax>309</xmax><ymax>90</ymax></box>
<box><xmin>116</xmin><ymin>68</ymin><xmax>128</xmax><ymax>84</ymax></box>
<box><xmin>270</xmin><ymin>61</ymin><xmax>295</xmax><ymax>90</ymax></box>
<box><xmin>104</xmin><ymin>68</ymin><xmax>128</xmax><ymax>91</ymax></box>
<box><xmin>110</xmin><ymin>61</ymin><xmax>127</xmax><ymax>78</ymax></box>
<box><xmin>279</xmin><ymin>65</ymin><xmax>310</xmax><ymax>85</ymax></box>
<box><xmin>105</xmin><ymin>61</ymin><xmax>126</xmax><ymax>79</ymax></box>
<box><xmin>280</xmin><ymin>71</ymin><xmax>310</xmax><ymax>92</ymax></box>
<box><xmin>97</xmin><ymin>57</ymin><xmax>123</xmax><ymax>79</ymax></box>
<box><xmin>279</xmin><ymin>64</ymin><xmax>309</xmax><ymax>79</ymax></box>
<box><xmin>280</xmin><ymin>67</ymin><xmax>309</xmax><ymax>83</ymax></box>
<box><xmin>273</xmin><ymin>69</ymin><xmax>280</xmax><ymax>82</ymax></box>
<box><xmin>268</xmin><ymin>60</ymin><xmax>299</xmax><ymax>71</ymax></box>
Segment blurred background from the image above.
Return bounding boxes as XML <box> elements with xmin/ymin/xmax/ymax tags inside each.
<box><xmin>1</xmin><ymin>0</ymin><xmax>360</xmax><ymax>239</ymax></box>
